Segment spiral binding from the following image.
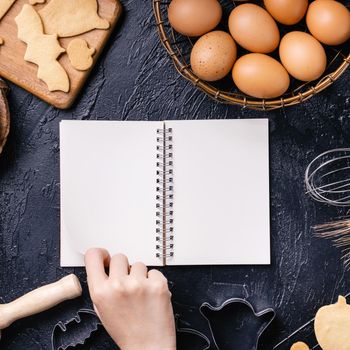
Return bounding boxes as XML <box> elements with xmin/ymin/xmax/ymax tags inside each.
<box><xmin>156</xmin><ymin>126</ymin><xmax>174</xmax><ymax>263</ymax></box>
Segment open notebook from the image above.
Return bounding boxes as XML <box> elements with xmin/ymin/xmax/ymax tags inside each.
<box><xmin>60</xmin><ymin>119</ymin><xmax>270</xmax><ymax>266</ymax></box>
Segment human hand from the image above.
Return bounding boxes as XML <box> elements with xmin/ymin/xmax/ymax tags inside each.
<box><xmin>85</xmin><ymin>248</ymin><xmax>176</xmax><ymax>350</ymax></box>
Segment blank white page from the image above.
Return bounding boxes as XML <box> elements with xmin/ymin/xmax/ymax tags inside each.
<box><xmin>168</xmin><ymin>119</ymin><xmax>270</xmax><ymax>265</ymax></box>
<box><xmin>60</xmin><ymin>121</ymin><xmax>162</xmax><ymax>267</ymax></box>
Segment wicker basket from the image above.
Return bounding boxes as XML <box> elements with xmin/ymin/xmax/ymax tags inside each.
<box><xmin>153</xmin><ymin>0</ymin><xmax>350</xmax><ymax>111</ymax></box>
<box><xmin>0</xmin><ymin>78</ymin><xmax>10</xmax><ymax>154</ymax></box>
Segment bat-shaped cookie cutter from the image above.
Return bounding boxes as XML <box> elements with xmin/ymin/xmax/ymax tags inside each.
<box><xmin>51</xmin><ymin>308</ymin><xmax>102</xmax><ymax>350</ymax></box>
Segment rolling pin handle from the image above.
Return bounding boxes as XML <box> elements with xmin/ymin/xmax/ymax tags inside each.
<box><xmin>0</xmin><ymin>274</ymin><xmax>82</xmax><ymax>330</ymax></box>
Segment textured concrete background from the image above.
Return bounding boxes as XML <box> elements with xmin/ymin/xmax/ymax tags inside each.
<box><xmin>0</xmin><ymin>0</ymin><xmax>350</xmax><ymax>349</ymax></box>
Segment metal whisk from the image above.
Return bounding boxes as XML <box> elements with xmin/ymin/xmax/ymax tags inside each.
<box><xmin>305</xmin><ymin>148</ymin><xmax>350</xmax><ymax>206</ymax></box>
<box><xmin>306</xmin><ymin>148</ymin><xmax>350</xmax><ymax>270</ymax></box>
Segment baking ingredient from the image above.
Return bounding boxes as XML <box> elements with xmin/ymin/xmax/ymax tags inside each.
<box><xmin>290</xmin><ymin>342</ymin><xmax>309</xmax><ymax>350</ymax></box>
<box><xmin>264</xmin><ymin>0</ymin><xmax>308</xmax><ymax>25</ymax></box>
<box><xmin>0</xmin><ymin>0</ymin><xmax>16</xmax><ymax>20</ymax></box>
<box><xmin>67</xmin><ymin>39</ymin><xmax>96</xmax><ymax>71</ymax></box>
<box><xmin>39</xmin><ymin>0</ymin><xmax>110</xmax><ymax>38</ymax></box>
<box><xmin>279</xmin><ymin>31</ymin><xmax>327</xmax><ymax>81</ymax></box>
<box><xmin>15</xmin><ymin>4</ymin><xmax>69</xmax><ymax>92</ymax></box>
<box><xmin>306</xmin><ymin>0</ymin><xmax>350</xmax><ymax>46</ymax></box>
<box><xmin>315</xmin><ymin>296</ymin><xmax>350</xmax><ymax>350</ymax></box>
<box><xmin>232</xmin><ymin>53</ymin><xmax>290</xmax><ymax>99</ymax></box>
<box><xmin>168</xmin><ymin>0</ymin><xmax>222</xmax><ymax>37</ymax></box>
<box><xmin>228</xmin><ymin>4</ymin><xmax>280</xmax><ymax>53</ymax></box>
<box><xmin>190</xmin><ymin>31</ymin><xmax>237</xmax><ymax>81</ymax></box>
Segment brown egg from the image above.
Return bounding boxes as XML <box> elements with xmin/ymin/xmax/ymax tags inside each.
<box><xmin>191</xmin><ymin>31</ymin><xmax>237</xmax><ymax>81</ymax></box>
<box><xmin>232</xmin><ymin>53</ymin><xmax>290</xmax><ymax>98</ymax></box>
<box><xmin>306</xmin><ymin>0</ymin><xmax>350</xmax><ymax>45</ymax></box>
<box><xmin>264</xmin><ymin>0</ymin><xmax>308</xmax><ymax>25</ymax></box>
<box><xmin>280</xmin><ymin>31</ymin><xmax>327</xmax><ymax>81</ymax></box>
<box><xmin>228</xmin><ymin>4</ymin><xmax>280</xmax><ymax>53</ymax></box>
<box><xmin>168</xmin><ymin>0</ymin><xmax>222</xmax><ymax>37</ymax></box>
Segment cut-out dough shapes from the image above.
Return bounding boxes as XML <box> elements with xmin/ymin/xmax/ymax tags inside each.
<box><xmin>290</xmin><ymin>342</ymin><xmax>309</xmax><ymax>350</ymax></box>
<box><xmin>315</xmin><ymin>296</ymin><xmax>350</xmax><ymax>350</ymax></box>
<box><xmin>15</xmin><ymin>5</ymin><xmax>69</xmax><ymax>92</ymax></box>
<box><xmin>39</xmin><ymin>0</ymin><xmax>110</xmax><ymax>38</ymax></box>
<box><xmin>29</xmin><ymin>0</ymin><xmax>46</xmax><ymax>5</ymax></box>
<box><xmin>0</xmin><ymin>38</ymin><xmax>4</xmax><ymax>45</ymax></box>
<box><xmin>67</xmin><ymin>39</ymin><xmax>96</xmax><ymax>71</ymax></box>
<box><xmin>0</xmin><ymin>0</ymin><xmax>16</xmax><ymax>20</ymax></box>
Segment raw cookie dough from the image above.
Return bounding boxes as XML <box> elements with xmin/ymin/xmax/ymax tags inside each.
<box><xmin>39</xmin><ymin>0</ymin><xmax>110</xmax><ymax>37</ymax></box>
<box><xmin>67</xmin><ymin>38</ymin><xmax>95</xmax><ymax>71</ymax></box>
<box><xmin>15</xmin><ymin>4</ymin><xmax>69</xmax><ymax>92</ymax></box>
<box><xmin>291</xmin><ymin>342</ymin><xmax>309</xmax><ymax>350</ymax></box>
<box><xmin>315</xmin><ymin>296</ymin><xmax>350</xmax><ymax>350</ymax></box>
<box><xmin>0</xmin><ymin>0</ymin><xmax>16</xmax><ymax>20</ymax></box>
<box><xmin>29</xmin><ymin>0</ymin><xmax>46</xmax><ymax>4</ymax></box>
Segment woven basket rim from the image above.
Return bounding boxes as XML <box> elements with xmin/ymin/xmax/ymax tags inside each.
<box><xmin>153</xmin><ymin>0</ymin><xmax>350</xmax><ymax>111</ymax></box>
<box><xmin>0</xmin><ymin>79</ymin><xmax>10</xmax><ymax>155</ymax></box>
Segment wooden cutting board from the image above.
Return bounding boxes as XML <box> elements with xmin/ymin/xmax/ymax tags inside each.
<box><xmin>0</xmin><ymin>0</ymin><xmax>122</xmax><ymax>109</ymax></box>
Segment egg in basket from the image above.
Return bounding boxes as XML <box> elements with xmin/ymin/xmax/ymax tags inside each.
<box><xmin>154</xmin><ymin>0</ymin><xmax>350</xmax><ymax>110</ymax></box>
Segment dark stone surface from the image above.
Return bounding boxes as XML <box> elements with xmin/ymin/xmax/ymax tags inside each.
<box><xmin>0</xmin><ymin>0</ymin><xmax>349</xmax><ymax>349</ymax></box>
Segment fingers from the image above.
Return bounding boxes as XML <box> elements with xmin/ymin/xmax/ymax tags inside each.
<box><xmin>109</xmin><ymin>253</ymin><xmax>130</xmax><ymax>278</ymax></box>
<box><xmin>148</xmin><ymin>269</ymin><xmax>167</xmax><ymax>281</ymax></box>
<box><xmin>130</xmin><ymin>262</ymin><xmax>148</xmax><ymax>279</ymax></box>
<box><xmin>85</xmin><ymin>248</ymin><xmax>110</xmax><ymax>286</ymax></box>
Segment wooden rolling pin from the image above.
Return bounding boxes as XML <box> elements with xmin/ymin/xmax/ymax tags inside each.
<box><xmin>0</xmin><ymin>274</ymin><xmax>82</xmax><ymax>336</ymax></box>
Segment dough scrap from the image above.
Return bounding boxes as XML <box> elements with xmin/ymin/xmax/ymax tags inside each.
<box><xmin>315</xmin><ymin>296</ymin><xmax>350</xmax><ymax>350</ymax></box>
<box><xmin>67</xmin><ymin>38</ymin><xmax>95</xmax><ymax>71</ymax></box>
<box><xmin>15</xmin><ymin>4</ymin><xmax>69</xmax><ymax>92</ymax></box>
<box><xmin>0</xmin><ymin>0</ymin><xmax>16</xmax><ymax>20</ymax></box>
<box><xmin>29</xmin><ymin>0</ymin><xmax>46</xmax><ymax>4</ymax></box>
<box><xmin>39</xmin><ymin>0</ymin><xmax>110</xmax><ymax>38</ymax></box>
<box><xmin>290</xmin><ymin>342</ymin><xmax>309</xmax><ymax>350</ymax></box>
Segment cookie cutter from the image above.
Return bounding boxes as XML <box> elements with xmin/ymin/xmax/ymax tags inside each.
<box><xmin>200</xmin><ymin>297</ymin><xmax>276</xmax><ymax>350</ymax></box>
<box><xmin>174</xmin><ymin>282</ymin><xmax>276</xmax><ymax>350</ymax></box>
<box><xmin>51</xmin><ymin>282</ymin><xmax>276</xmax><ymax>350</ymax></box>
<box><xmin>51</xmin><ymin>308</ymin><xmax>101</xmax><ymax>350</ymax></box>
<box><xmin>176</xmin><ymin>317</ymin><xmax>211</xmax><ymax>350</ymax></box>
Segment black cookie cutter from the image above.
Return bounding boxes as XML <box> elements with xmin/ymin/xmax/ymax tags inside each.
<box><xmin>51</xmin><ymin>308</ymin><xmax>102</xmax><ymax>350</ymax></box>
